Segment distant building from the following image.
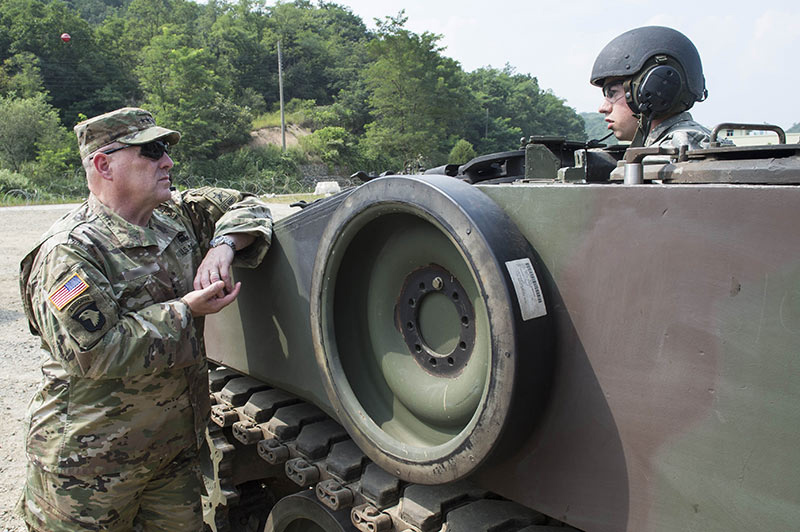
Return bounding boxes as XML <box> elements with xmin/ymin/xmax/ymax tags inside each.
<box><xmin>716</xmin><ymin>126</ymin><xmax>800</xmax><ymax>146</ymax></box>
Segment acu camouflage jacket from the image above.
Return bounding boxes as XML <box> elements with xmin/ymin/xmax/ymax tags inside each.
<box><xmin>19</xmin><ymin>188</ymin><xmax>272</xmax><ymax>475</ymax></box>
<box><xmin>645</xmin><ymin>111</ymin><xmax>714</xmax><ymax>150</ymax></box>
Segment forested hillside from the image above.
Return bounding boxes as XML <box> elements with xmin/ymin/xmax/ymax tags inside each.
<box><xmin>581</xmin><ymin>112</ymin><xmax>618</xmax><ymax>145</ymax></box>
<box><xmin>0</xmin><ymin>0</ymin><xmax>586</xmax><ymax>200</ymax></box>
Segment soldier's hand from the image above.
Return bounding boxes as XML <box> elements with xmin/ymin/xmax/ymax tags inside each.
<box><xmin>194</xmin><ymin>246</ymin><xmax>235</xmax><ymax>293</ymax></box>
<box><xmin>181</xmin><ymin>280</ymin><xmax>241</xmax><ymax>316</ymax></box>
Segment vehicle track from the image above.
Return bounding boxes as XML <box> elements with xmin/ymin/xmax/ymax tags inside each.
<box><xmin>204</xmin><ymin>367</ymin><xmax>582</xmax><ymax>532</ymax></box>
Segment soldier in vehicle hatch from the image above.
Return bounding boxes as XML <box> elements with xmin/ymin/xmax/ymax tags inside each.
<box><xmin>591</xmin><ymin>25</ymin><xmax>714</xmax><ymax>149</ymax></box>
<box><xmin>17</xmin><ymin>107</ymin><xmax>273</xmax><ymax>531</ymax></box>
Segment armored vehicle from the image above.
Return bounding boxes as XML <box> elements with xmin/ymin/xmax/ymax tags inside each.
<box><xmin>201</xmin><ymin>124</ymin><xmax>800</xmax><ymax>532</ymax></box>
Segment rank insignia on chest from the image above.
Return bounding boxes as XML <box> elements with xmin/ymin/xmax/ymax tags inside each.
<box><xmin>49</xmin><ymin>273</ymin><xmax>89</xmax><ymax>310</ymax></box>
<box><xmin>71</xmin><ymin>301</ymin><xmax>106</xmax><ymax>332</ymax></box>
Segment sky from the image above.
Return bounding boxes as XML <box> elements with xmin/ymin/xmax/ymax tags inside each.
<box><xmin>292</xmin><ymin>0</ymin><xmax>799</xmax><ymax>131</ymax></box>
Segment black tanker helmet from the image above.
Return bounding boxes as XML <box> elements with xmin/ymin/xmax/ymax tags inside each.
<box><xmin>590</xmin><ymin>26</ymin><xmax>707</xmax><ymax>120</ymax></box>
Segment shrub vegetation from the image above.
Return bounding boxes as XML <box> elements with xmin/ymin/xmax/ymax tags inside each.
<box><xmin>0</xmin><ymin>0</ymin><xmax>587</xmax><ymax>204</ymax></box>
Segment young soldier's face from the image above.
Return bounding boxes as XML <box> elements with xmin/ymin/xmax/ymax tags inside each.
<box><xmin>598</xmin><ymin>80</ymin><xmax>638</xmax><ymax>141</ymax></box>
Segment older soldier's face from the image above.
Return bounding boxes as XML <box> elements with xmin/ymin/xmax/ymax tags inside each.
<box><xmin>108</xmin><ymin>141</ymin><xmax>174</xmax><ymax>209</ymax></box>
<box><xmin>598</xmin><ymin>80</ymin><xmax>638</xmax><ymax>141</ymax></box>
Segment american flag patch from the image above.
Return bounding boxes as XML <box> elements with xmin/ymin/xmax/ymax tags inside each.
<box><xmin>49</xmin><ymin>273</ymin><xmax>89</xmax><ymax>310</ymax></box>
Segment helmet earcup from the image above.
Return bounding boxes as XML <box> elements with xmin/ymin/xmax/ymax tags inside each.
<box><xmin>635</xmin><ymin>65</ymin><xmax>682</xmax><ymax>115</ymax></box>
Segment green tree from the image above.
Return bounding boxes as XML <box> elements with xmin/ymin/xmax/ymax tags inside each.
<box><xmin>137</xmin><ymin>27</ymin><xmax>253</xmax><ymax>160</ymax></box>
<box><xmin>466</xmin><ymin>66</ymin><xmax>585</xmax><ymax>153</ymax></box>
<box><xmin>0</xmin><ymin>93</ymin><xmax>69</xmax><ymax>172</ymax></box>
<box><xmin>448</xmin><ymin>139</ymin><xmax>476</xmax><ymax>165</ymax></box>
<box><xmin>0</xmin><ymin>52</ymin><xmax>45</xmax><ymax>98</ymax></box>
<box><xmin>64</xmin><ymin>0</ymin><xmax>132</xmax><ymax>25</ymax></box>
<box><xmin>788</xmin><ymin>122</ymin><xmax>800</xmax><ymax>134</ymax></box>
<box><xmin>0</xmin><ymin>0</ymin><xmax>135</xmax><ymax>125</ymax></box>
<box><xmin>124</xmin><ymin>0</ymin><xmax>199</xmax><ymax>43</ymax></box>
<box><xmin>261</xmin><ymin>1</ymin><xmax>369</xmax><ymax>107</ymax></box>
<box><xmin>300</xmin><ymin>126</ymin><xmax>358</xmax><ymax>170</ymax></box>
<box><xmin>94</xmin><ymin>0</ymin><xmax>201</xmax><ymax>102</ymax></box>
<box><xmin>328</xmin><ymin>80</ymin><xmax>372</xmax><ymax>135</ymax></box>
<box><xmin>203</xmin><ymin>0</ymin><xmax>271</xmax><ymax>113</ymax></box>
<box><xmin>0</xmin><ymin>93</ymin><xmax>79</xmax><ymax>197</ymax></box>
<box><xmin>362</xmin><ymin>13</ymin><xmax>473</xmax><ymax>168</ymax></box>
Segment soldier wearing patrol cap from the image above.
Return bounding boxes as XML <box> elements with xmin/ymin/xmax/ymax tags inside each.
<box><xmin>591</xmin><ymin>26</ymin><xmax>715</xmax><ymax>149</ymax></box>
<box><xmin>18</xmin><ymin>107</ymin><xmax>274</xmax><ymax>531</ymax></box>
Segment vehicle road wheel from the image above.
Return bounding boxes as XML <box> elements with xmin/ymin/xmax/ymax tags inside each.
<box><xmin>310</xmin><ymin>175</ymin><xmax>553</xmax><ymax>484</ymax></box>
<box><xmin>265</xmin><ymin>491</ymin><xmax>355</xmax><ymax>532</ymax></box>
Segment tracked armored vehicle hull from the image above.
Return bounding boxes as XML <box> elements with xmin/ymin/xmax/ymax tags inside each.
<box><xmin>202</xmin><ymin>133</ymin><xmax>800</xmax><ymax>532</ymax></box>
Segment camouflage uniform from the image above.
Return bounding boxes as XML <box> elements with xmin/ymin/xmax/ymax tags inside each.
<box><xmin>645</xmin><ymin>111</ymin><xmax>714</xmax><ymax>150</ymax></box>
<box><xmin>17</xmin><ymin>108</ymin><xmax>273</xmax><ymax>531</ymax></box>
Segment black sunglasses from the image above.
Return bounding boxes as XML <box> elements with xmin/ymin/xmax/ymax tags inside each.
<box><xmin>99</xmin><ymin>140</ymin><xmax>170</xmax><ymax>161</ymax></box>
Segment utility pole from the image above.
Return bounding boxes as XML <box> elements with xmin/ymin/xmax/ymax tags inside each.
<box><xmin>278</xmin><ymin>39</ymin><xmax>286</xmax><ymax>152</ymax></box>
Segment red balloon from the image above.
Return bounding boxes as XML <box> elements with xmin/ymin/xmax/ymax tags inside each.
<box><xmin>60</xmin><ymin>33</ymin><xmax>71</xmax><ymax>43</ymax></box>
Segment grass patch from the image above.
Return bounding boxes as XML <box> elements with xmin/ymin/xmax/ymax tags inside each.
<box><xmin>252</xmin><ymin>99</ymin><xmax>320</xmax><ymax>131</ymax></box>
<box><xmin>1</xmin><ymin>193</ymin><xmax>84</xmax><ymax>207</ymax></box>
<box><xmin>253</xmin><ymin>110</ymin><xmax>315</xmax><ymax>130</ymax></box>
<box><xmin>252</xmin><ymin>111</ymin><xmax>284</xmax><ymax>129</ymax></box>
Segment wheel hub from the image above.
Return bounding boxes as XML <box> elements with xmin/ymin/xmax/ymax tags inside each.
<box><xmin>395</xmin><ymin>264</ymin><xmax>475</xmax><ymax>377</ymax></box>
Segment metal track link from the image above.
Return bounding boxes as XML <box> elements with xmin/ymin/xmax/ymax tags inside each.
<box><xmin>398</xmin><ymin>483</ymin><xmax>489</xmax><ymax>532</ymax></box>
<box><xmin>201</xmin><ymin>424</ymin><xmax>239</xmax><ymax>532</ymax></box>
<box><xmin>209</xmin><ymin>369</ymin><xmax>582</xmax><ymax>532</ymax></box>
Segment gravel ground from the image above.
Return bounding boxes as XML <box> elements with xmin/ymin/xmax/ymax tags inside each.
<box><xmin>0</xmin><ymin>202</ymin><xmax>299</xmax><ymax>531</ymax></box>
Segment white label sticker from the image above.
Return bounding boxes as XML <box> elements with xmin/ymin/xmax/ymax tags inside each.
<box><xmin>505</xmin><ymin>258</ymin><xmax>547</xmax><ymax>321</ymax></box>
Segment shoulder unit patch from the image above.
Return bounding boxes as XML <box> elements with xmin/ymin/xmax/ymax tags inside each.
<box><xmin>71</xmin><ymin>301</ymin><xmax>106</xmax><ymax>332</ymax></box>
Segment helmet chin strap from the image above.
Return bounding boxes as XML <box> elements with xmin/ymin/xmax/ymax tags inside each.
<box><xmin>622</xmin><ymin>78</ymin><xmax>655</xmax><ymax>148</ymax></box>
<box><xmin>630</xmin><ymin>113</ymin><xmax>653</xmax><ymax>148</ymax></box>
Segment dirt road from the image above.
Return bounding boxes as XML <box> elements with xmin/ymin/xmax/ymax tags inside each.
<box><xmin>0</xmin><ymin>202</ymin><xmax>298</xmax><ymax>530</ymax></box>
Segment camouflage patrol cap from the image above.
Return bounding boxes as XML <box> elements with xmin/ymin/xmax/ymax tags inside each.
<box><xmin>74</xmin><ymin>107</ymin><xmax>181</xmax><ymax>159</ymax></box>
